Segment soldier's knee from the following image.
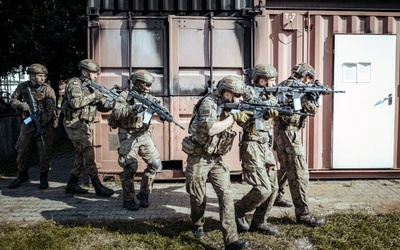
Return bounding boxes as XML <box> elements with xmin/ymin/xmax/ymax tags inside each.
<box><xmin>147</xmin><ymin>159</ymin><xmax>161</xmax><ymax>174</ymax></box>
<box><xmin>124</xmin><ymin>161</ymin><xmax>138</xmax><ymax>178</ymax></box>
<box><xmin>254</xmin><ymin>186</ymin><xmax>272</xmax><ymax>198</ymax></box>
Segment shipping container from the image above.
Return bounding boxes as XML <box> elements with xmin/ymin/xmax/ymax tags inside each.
<box><xmin>87</xmin><ymin>0</ymin><xmax>400</xmax><ymax>179</ymax></box>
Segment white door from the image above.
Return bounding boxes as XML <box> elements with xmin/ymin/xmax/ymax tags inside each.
<box><xmin>332</xmin><ymin>34</ymin><xmax>396</xmax><ymax>169</ymax></box>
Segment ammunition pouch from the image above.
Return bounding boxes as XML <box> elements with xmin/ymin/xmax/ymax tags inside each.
<box><xmin>204</xmin><ymin>130</ymin><xmax>237</xmax><ymax>155</ymax></box>
<box><xmin>182</xmin><ymin>136</ymin><xmax>196</xmax><ymax>155</ymax></box>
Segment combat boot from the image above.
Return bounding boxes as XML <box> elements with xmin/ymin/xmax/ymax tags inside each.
<box><xmin>225</xmin><ymin>241</ymin><xmax>250</xmax><ymax>250</ymax></box>
<box><xmin>39</xmin><ymin>171</ymin><xmax>49</xmax><ymax>189</ymax></box>
<box><xmin>123</xmin><ymin>200</ymin><xmax>139</xmax><ymax>211</ymax></box>
<box><xmin>274</xmin><ymin>197</ymin><xmax>293</xmax><ymax>207</ymax></box>
<box><xmin>65</xmin><ymin>175</ymin><xmax>89</xmax><ymax>194</ymax></box>
<box><xmin>91</xmin><ymin>176</ymin><xmax>115</xmax><ymax>197</ymax></box>
<box><xmin>136</xmin><ymin>192</ymin><xmax>149</xmax><ymax>208</ymax></box>
<box><xmin>8</xmin><ymin>171</ymin><xmax>29</xmax><ymax>189</ymax></box>
<box><xmin>193</xmin><ymin>227</ymin><xmax>205</xmax><ymax>239</ymax></box>
<box><xmin>249</xmin><ymin>223</ymin><xmax>279</xmax><ymax>235</ymax></box>
<box><xmin>235</xmin><ymin>212</ymin><xmax>250</xmax><ymax>231</ymax></box>
<box><xmin>297</xmin><ymin>214</ymin><xmax>325</xmax><ymax>227</ymax></box>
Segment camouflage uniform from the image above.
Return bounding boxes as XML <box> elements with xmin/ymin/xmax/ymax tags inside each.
<box><xmin>112</xmin><ymin>90</ymin><xmax>162</xmax><ymax>208</ymax></box>
<box><xmin>235</xmin><ymin>85</ymin><xmax>279</xmax><ymax>229</ymax></box>
<box><xmin>62</xmin><ymin>69</ymin><xmax>115</xmax><ymax>197</ymax></box>
<box><xmin>10</xmin><ymin>80</ymin><xmax>56</xmax><ymax>187</ymax></box>
<box><xmin>273</xmin><ymin>76</ymin><xmax>318</xmax><ymax>220</ymax></box>
<box><xmin>185</xmin><ymin>93</ymin><xmax>239</xmax><ymax>246</ymax></box>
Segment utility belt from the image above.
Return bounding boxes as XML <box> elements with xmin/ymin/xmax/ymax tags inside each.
<box><xmin>118</xmin><ymin>125</ymin><xmax>152</xmax><ymax>136</ymax></box>
<box><xmin>276</xmin><ymin>124</ymin><xmax>300</xmax><ymax>131</ymax></box>
<box><xmin>242</xmin><ymin>134</ymin><xmax>269</xmax><ymax>144</ymax></box>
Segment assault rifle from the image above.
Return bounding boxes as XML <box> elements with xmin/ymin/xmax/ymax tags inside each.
<box><xmin>82</xmin><ymin>80</ymin><xmax>120</xmax><ymax>108</ymax></box>
<box><xmin>24</xmin><ymin>87</ymin><xmax>45</xmax><ymax>145</ymax></box>
<box><xmin>253</xmin><ymin>80</ymin><xmax>345</xmax><ymax>110</ymax></box>
<box><xmin>222</xmin><ymin>102</ymin><xmax>313</xmax><ymax>130</ymax></box>
<box><xmin>127</xmin><ymin>90</ymin><xmax>185</xmax><ymax>130</ymax></box>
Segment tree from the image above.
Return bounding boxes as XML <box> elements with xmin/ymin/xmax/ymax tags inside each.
<box><xmin>0</xmin><ymin>0</ymin><xmax>87</xmax><ymax>95</ymax></box>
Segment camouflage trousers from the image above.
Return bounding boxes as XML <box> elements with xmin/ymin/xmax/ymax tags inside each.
<box><xmin>185</xmin><ymin>145</ymin><xmax>238</xmax><ymax>246</ymax></box>
<box><xmin>235</xmin><ymin>139</ymin><xmax>278</xmax><ymax>226</ymax></box>
<box><xmin>15</xmin><ymin>122</ymin><xmax>54</xmax><ymax>173</ymax></box>
<box><xmin>273</xmin><ymin>127</ymin><xmax>310</xmax><ymax>218</ymax></box>
<box><xmin>118</xmin><ymin>131</ymin><xmax>161</xmax><ymax>200</ymax></box>
<box><xmin>63</xmin><ymin>119</ymin><xmax>98</xmax><ymax>178</ymax></box>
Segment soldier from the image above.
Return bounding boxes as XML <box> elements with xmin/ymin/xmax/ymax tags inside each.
<box><xmin>234</xmin><ymin>64</ymin><xmax>280</xmax><ymax>234</ymax></box>
<box><xmin>62</xmin><ymin>59</ymin><xmax>114</xmax><ymax>197</ymax></box>
<box><xmin>183</xmin><ymin>76</ymin><xmax>251</xmax><ymax>250</ymax></box>
<box><xmin>109</xmin><ymin>70</ymin><xmax>164</xmax><ymax>211</ymax></box>
<box><xmin>8</xmin><ymin>63</ymin><xmax>56</xmax><ymax>189</ymax></box>
<box><xmin>273</xmin><ymin>63</ymin><xmax>325</xmax><ymax>227</ymax></box>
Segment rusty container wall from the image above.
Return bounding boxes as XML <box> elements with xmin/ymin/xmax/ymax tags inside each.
<box><xmin>254</xmin><ymin>9</ymin><xmax>400</xmax><ymax>178</ymax></box>
<box><xmin>168</xmin><ymin>16</ymin><xmax>252</xmax><ymax>173</ymax></box>
<box><xmin>88</xmin><ymin>1</ymin><xmax>400</xmax><ymax>179</ymax></box>
<box><xmin>91</xmin><ymin>16</ymin><xmax>176</xmax><ymax>178</ymax></box>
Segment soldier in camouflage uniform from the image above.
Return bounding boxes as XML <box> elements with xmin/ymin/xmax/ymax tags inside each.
<box><xmin>234</xmin><ymin>64</ymin><xmax>280</xmax><ymax>235</ymax></box>
<box><xmin>183</xmin><ymin>76</ymin><xmax>251</xmax><ymax>250</ymax></box>
<box><xmin>9</xmin><ymin>63</ymin><xmax>56</xmax><ymax>189</ymax></box>
<box><xmin>273</xmin><ymin>63</ymin><xmax>325</xmax><ymax>227</ymax></box>
<box><xmin>110</xmin><ymin>70</ymin><xmax>163</xmax><ymax>211</ymax></box>
<box><xmin>62</xmin><ymin>59</ymin><xmax>114</xmax><ymax>197</ymax></box>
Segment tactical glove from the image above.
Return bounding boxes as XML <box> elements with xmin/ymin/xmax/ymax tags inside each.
<box><xmin>93</xmin><ymin>89</ymin><xmax>103</xmax><ymax>102</ymax></box>
<box><xmin>130</xmin><ymin>103</ymin><xmax>146</xmax><ymax>113</ymax></box>
<box><xmin>232</xmin><ymin>110</ymin><xmax>253</xmax><ymax>123</ymax></box>
<box><xmin>263</xmin><ymin>109</ymin><xmax>279</xmax><ymax>119</ymax></box>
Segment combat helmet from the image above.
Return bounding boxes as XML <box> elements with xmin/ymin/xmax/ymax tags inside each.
<box><xmin>217</xmin><ymin>75</ymin><xmax>245</xmax><ymax>96</ymax></box>
<box><xmin>130</xmin><ymin>70</ymin><xmax>155</xmax><ymax>93</ymax></box>
<box><xmin>292</xmin><ymin>63</ymin><xmax>315</xmax><ymax>79</ymax></box>
<box><xmin>250</xmin><ymin>64</ymin><xmax>278</xmax><ymax>82</ymax></box>
<box><xmin>78</xmin><ymin>59</ymin><xmax>100</xmax><ymax>72</ymax></box>
<box><xmin>27</xmin><ymin>63</ymin><xmax>48</xmax><ymax>75</ymax></box>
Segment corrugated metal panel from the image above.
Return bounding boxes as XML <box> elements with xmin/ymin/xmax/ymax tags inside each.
<box><xmin>89</xmin><ymin>9</ymin><xmax>400</xmax><ymax>179</ymax></box>
<box><xmin>87</xmin><ymin>0</ymin><xmax>254</xmax><ymax>12</ymax></box>
<box><xmin>253</xmin><ymin>10</ymin><xmax>400</xmax><ymax>175</ymax></box>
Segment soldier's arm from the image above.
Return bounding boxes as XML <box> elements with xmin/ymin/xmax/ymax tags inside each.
<box><xmin>42</xmin><ymin>85</ymin><xmax>57</xmax><ymax>124</ymax></box>
<box><xmin>67</xmin><ymin>79</ymin><xmax>97</xmax><ymax>109</ymax></box>
<box><xmin>112</xmin><ymin>91</ymin><xmax>131</xmax><ymax>120</ymax></box>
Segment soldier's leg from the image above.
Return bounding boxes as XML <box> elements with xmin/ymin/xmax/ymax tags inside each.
<box><xmin>9</xmin><ymin>125</ymin><xmax>34</xmax><ymax>189</ymax></box>
<box><xmin>250</xmin><ymin>165</ymin><xmax>279</xmax><ymax>235</ymax></box>
<box><xmin>208</xmin><ymin>159</ymin><xmax>239</xmax><ymax>247</ymax></box>
<box><xmin>137</xmin><ymin>135</ymin><xmax>161</xmax><ymax>207</ymax></box>
<box><xmin>118</xmin><ymin>134</ymin><xmax>140</xmax><ymax>210</ymax></box>
<box><xmin>274</xmin><ymin>170</ymin><xmax>293</xmax><ymax>207</ymax></box>
<box><xmin>185</xmin><ymin>155</ymin><xmax>210</xmax><ymax>239</ymax></box>
<box><xmin>36</xmin><ymin>124</ymin><xmax>54</xmax><ymax>189</ymax></box>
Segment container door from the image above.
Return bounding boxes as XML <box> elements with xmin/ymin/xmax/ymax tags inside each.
<box><xmin>332</xmin><ymin>34</ymin><xmax>396</xmax><ymax>169</ymax></box>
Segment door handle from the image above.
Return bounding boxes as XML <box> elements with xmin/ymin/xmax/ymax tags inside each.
<box><xmin>374</xmin><ymin>94</ymin><xmax>393</xmax><ymax>106</ymax></box>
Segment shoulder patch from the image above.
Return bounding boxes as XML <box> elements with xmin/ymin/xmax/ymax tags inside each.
<box><xmin>73</xmin><ymin>81</ymin><xmax>79</xmax><ymax>85</ymax></box>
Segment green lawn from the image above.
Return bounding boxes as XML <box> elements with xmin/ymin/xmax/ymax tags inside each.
<box><xmin>1</xmin><ymin>212</ymin><xmax>399</xmax><ymax>250</ymax></box>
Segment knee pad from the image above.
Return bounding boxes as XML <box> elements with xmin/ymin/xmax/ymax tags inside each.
<box><xmin>147</xmin><ymin>159</ymin><xmax>161</xmax><ymax>174</ymax></box>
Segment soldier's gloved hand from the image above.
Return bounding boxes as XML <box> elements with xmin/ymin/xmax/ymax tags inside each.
<box><xmin>93</xmin><ymin>89</ymin><xmax>103</xmax><ymax>102</ymax></box>
<box><xmin>130</xmin><ymin>103</ymin><xmax>146</xmax><ymax>113</ymax></box>
<box><xmin>307</xmin><ymin>92</ymin><xmax>320</xmax><ymax>101</ymax></box>
<box><xmin>263</xmin><ymin>109</ymin><xmax>279</xmax><ymax>119</ymax></box>
<box><xmin>18</xmin><ymin>102</ymin><xmax>31</xmax><ymax>113</ymax></box>
<box><xmin>232</xmin><ymin>111</ymin><xmax>253</xmax><ymax>123</ymax></box>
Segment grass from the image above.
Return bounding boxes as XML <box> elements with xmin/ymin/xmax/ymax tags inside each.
<box><xmin>0</xmin><ymin>212</ymin><xmax>399</xmax><ymax>250</ymax></box>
